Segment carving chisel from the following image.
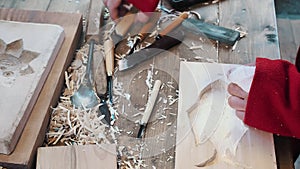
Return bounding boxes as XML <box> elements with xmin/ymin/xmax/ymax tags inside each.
<box><xmin>137</xmin><ymin>80</ymin><xmax>162</xmax><ymax>138</ymax></box>
<box><xmin>117</xmin><ymin>29</ymin><xmax>184</xmax><ymax>71</ymax></box>
<box><xmin>117</xmin><ymin>13</ymin><xmax>187</xmax><ymax>71</ymax></box>
<box><xmin>104</xmin><ymin>37</ymin><xmax>114</xmax><ymax>104</ymax></box>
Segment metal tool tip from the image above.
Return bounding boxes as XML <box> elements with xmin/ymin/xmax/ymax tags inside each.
<box><xmin>117</xmin><ymin>58</ymin><xmax>128</xmax><ymax>71</ymax></box>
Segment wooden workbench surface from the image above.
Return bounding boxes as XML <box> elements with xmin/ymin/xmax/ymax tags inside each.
<box><xmin>0</xmin><ymin>0</ymin><xmax>295</xmax><ymax>169</ymax></box>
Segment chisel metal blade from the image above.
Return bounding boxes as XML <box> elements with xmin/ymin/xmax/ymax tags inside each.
<box><xmin>118</xmin><ymin>29</ymin><xmax>184</xmax><ymax>71</ymax></box>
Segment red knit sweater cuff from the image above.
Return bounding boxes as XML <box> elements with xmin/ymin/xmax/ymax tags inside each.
<box><xmin>244</xmin><ymin>58</ymin><xmax>300</xmax><ymax>138</ymax></box>
<box><xmin>128</xmin><ymin>0</ymin><xmax>159</xmax><ymax>12</ymax></box>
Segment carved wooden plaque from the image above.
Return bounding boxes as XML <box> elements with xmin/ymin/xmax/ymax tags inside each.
<box><xmin>175</xmin><ymin>62</ymin><xmax>277</xmax><ymax>169</ymax></box>
<box><xmin>0</xmin><ymin>20</ymin><xmax>64</xmax><ymax>154</ymax></box>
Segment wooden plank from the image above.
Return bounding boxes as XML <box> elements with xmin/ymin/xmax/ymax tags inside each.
<box><xmin>128</xmin><ymin>2</ymin><xmax>220</xmax><ymax>168</ymax></box>
<box><xmin>277</xmin><ymin>18</ymin><xmax>298</xmax><ymax>62</ymax></box>
<box><xmin>0</xmin><ymin>8</ymin><xmax>82</xmax><ymax>169</ymax></box>
<box><xmin>0</xmin><ymin>0</ymin><xmax>16</xmax><ymax>8</ymax></box>
<box><xmin>36</xmin><ymin>144</ymin><xmax>117</xmax><ymax>169</ymax></box>
<box><xmin>47</xmin><ymin>0</ymin><xmax>90</xmax><ymax>19</ymax></box>
<box><xmin>0</xmin><ymin>0</ymin><xmax>50</xmax><ymax>10</ymax></box>
<box><xmin>218</xmin><ymin>0</ymin><xmax>280</xmax><ymax>64</ymax></box>
<box><xmin>86</xmin><ymin>0</ymin><xmax>105</xmax><ymax>38</ymax></box>
<box><xmin>291</xmin><ymin>19</ymin><xmax>300</xmax><ymax>49</ymax></box>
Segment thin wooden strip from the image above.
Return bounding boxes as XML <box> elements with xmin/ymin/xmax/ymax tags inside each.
<box><xmin>86</xmin><ymin>0</ymin><xmax>105</xmax><ymax>37</ymax></box>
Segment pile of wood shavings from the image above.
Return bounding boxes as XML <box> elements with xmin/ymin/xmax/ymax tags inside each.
<box><xmin>45</xmin><ymin>42</ymin><xmax>149</xmax><ymax>169</ymax></box>
<box><xmin>46</xmin><ymin>43</ymin><xmax>116</xmax><ymax>146</ymax></box>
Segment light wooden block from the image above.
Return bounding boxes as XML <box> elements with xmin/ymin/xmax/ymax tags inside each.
<box><xmin>175</xmin><ymin>62</ymin><xmax>277</xmax><ymax>169</ymax></box>
<box><xmin>37</xmin><ymin>144</ymin><xmax>117</xmax><ymax>169</ymax></box>
<box><xmin>0</xmin><ymin>20</ymin><xmax>65</xmax><ymax>155</ymax></box>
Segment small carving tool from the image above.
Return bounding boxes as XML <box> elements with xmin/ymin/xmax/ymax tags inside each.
<box><xmin>137</xmin><ymin>80</ymin><xmax>162</xmax><ymax>138</ymax></box>
<box><xmin>117</xmin><ymin>28</ymin><xmax>184</xmax><ymax>71</ymax></box>
<box><xmin>71</xmin><ymin>40</ymin><xmax>99</xmax><ymax>109</ymax></box>
<box><xmin>114</xmin><ymin>12</ymin><xmax>161</xmax><ymax>58</ymax></box>
<box><xmin>159</xmin><ymin>5</ymin><xmax>241</xmax><ymax>46</ymax></box>
<box><xmin>104</xmin><ymin>37</ymin><xmax>114</xmax><ymax>105</ymax></box>
<box><xmin>117</xmin><ymin>13</ymin><xmax>187</xmax><ymax>71</ymax></box>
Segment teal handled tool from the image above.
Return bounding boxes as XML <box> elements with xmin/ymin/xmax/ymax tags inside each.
<box><xmin>158</xmin><ymin>5</ymin><xmax>241</xmax><ymax>46</ymax></box>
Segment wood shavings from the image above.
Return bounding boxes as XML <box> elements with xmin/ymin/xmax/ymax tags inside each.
<box><xmin>189</xmin><ymin>45</ymin><xmax>204</xmax><ymax>50</ymax></box>
<box><xmin>46</xmin><ymin>43</ymin><xmax>115</xmax><ymax>146</ymax></box>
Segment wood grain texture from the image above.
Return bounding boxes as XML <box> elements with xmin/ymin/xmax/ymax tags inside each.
<box><xmin>86</xmin><ymin>0</ymin><xmax>105</xmax><ymax>37</ymax></box>
<box><xmin>37</xmin><ymin>144</ymin><xmax>117</xmax><ymax>169</ymax></box>
<box><xmin>277</xmin><ymin>18</ymin><xmax>300</xmax><ymax>63</ymax></box>
<box><xmin>0</xmin><ymin>8</ymin><xmax>82</xmax><ymax>169</ymax></box>
<box><xmin>47</xmin><ymin>0</ymin><xmax>90</xmax><ymax>14</ymax></box>
<box><xmin>218</xmin><ymin>0</ymin><xmax>280</xmax><ymax>64</ymax></box>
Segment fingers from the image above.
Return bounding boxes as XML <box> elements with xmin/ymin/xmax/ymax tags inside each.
<box><xmin>235</xmin><ymin>110</ymin><xmax>245</xmax><ymax>121</ymax></box>
<box><xmin>104</xmin><ymin>0</ymin><xmax>151</xmax><ymax>23</ymax></box>
<box><xmin>227</xmin><ymin>83</ymin><xmax>248</xmax><ymax>121</ymax></box>
<box><xmin>228</xmin><ymin>83</ymin><xmax>248</xmax><ymax>99</ymax></box>
<box><xmin>228</xmin><ymin>95</ymin><xmax>247</xmax><ymax>111</ymax></box>
<box><xmin>105</xmin><ymin>0</ymin><xmax>122</xmax><ymax>20</ymax></box>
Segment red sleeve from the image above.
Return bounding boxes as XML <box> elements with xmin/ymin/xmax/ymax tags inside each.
<box><xmin>127</xmin><ymin>0</ymin><xmax>159</xmax><ymax>12</ymax></box>
<box><xmin>245</xmin><ymin>58</ymin><xmax>300</xmax><ymax>138</ymax></box>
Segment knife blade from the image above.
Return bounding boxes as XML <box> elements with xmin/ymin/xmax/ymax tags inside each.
<box><xmin>118</xmin><ymin>28</ymin><xmax>185</xmax><ymax>71</ymax></box>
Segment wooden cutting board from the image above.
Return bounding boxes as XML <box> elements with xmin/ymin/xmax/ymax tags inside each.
<box><xmin>0</xmin><ymin>20</ymin><xmax>64</xmax><ymax>155</ymax></box>
<box><xmin>0</xmin><ymin>8</ymin><xmax>82</xmax><ymax>169</ymax></box>
<box><xmin>175</xmin><ymin>62</ymin><xmax>277</xmax><ymax>169</ymax></box>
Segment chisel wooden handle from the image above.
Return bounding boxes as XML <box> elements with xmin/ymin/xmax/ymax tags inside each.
<box><xmin>141</xmin><ymin>80</ymin><xmax>162</xmax><ymax>124</ymax></box>
<box><xmin>104</xmin><ymin>38</ymin><xmax>114</xmax><ymax>76</ymax></box>
<box><xmin>138</xmin><ymin>13</ymin><xmax>161</xmax><ymax>38</ymax></box>
<box><xmin>115</xmin><ymin>12</ymin><xmax>136</xmax><ymax>37</ymax></box>
<box><xmin>159</xmin><ymin>12</ymin><xmax>189</xmax><ymax>36</ymax></box>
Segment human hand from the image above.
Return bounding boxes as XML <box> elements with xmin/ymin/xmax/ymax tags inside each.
<box><xmin>103</xmin><ymin>0</ymin><xmax>122</xmax><ymax>21</ymax></box>
<box><xmin>227</xmin><ymin>83</ymin><xmax>248</xmax><ymax>121</ymax></box>
<box><xmin>103</xmin><ymin>0</ymin><xmax>151</xmax><ymax>23</ymax></box>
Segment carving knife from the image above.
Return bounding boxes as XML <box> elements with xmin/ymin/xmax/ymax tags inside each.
<box><xmin>117</xmin><ymin>28</ymin><xmax>184</xmax><ymax>71</ymax></box>
<box><xmin>137</xmin><ymin>80</ymin><xmax>162</xmax><ymax>138</ymax></box>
